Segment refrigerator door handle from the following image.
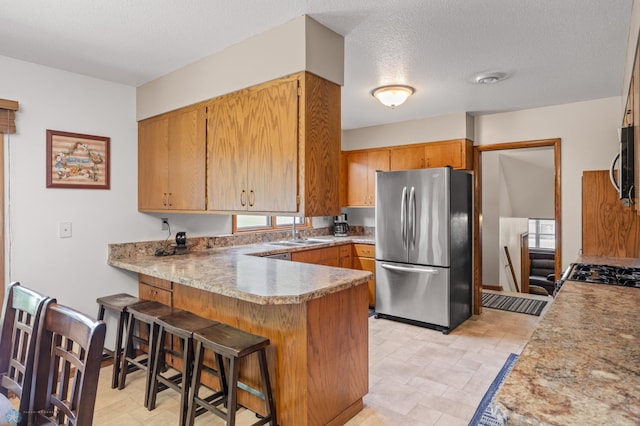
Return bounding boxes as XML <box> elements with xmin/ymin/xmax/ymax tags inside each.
<box><xmin>380</xmin><ymin>263</ymin><xmax>440</xmax><ymax>274</ymax></box>
<box><xmin>408</xmin><ymin>186</ymin><xmax>416</xmax><ymax>246</ymax></box>
<box><xmin>401</xmin><ymin>186</ymin><xmax>408</xmax><ymax>248</ymax></box>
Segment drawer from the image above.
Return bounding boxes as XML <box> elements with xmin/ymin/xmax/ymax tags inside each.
<box><xmin>139</xmin><ymin>273</ymin><xmax>172</xmax><ymax>290</ymax></box>
<box><xmin>338</xmin><ymin>244</ymin><xmax>351</xmax><ymax>257</ymax></box>
<box><xmin>139</xmin><ymin>283</ymin><xmax>172</xmax><ymax>306</ymax></box>
<box><xmin>352</xmin><ymin>243</ymin><xmax>375</xmax><ymax>258</ymax></box>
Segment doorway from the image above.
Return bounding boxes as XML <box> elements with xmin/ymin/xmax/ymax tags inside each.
<box><xmin>472</xmin><ymin>139</ymin><xmax>561</xmax><ymax>315</ymax></box>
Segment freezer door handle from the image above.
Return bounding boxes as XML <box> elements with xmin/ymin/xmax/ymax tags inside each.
<box><xmin>380</xmin><ymin>263</ymin><xmax>440</xmax><ymax>274</ymax></box>
<box><xmin>408</xmin><ymin>186</ymin><xmax>416</xmax><ymax>246</ymax></box>
<box><xmin>401</xmin><ymin>186</ymin><xmax>408</xmax><ymax>248</ymax></box>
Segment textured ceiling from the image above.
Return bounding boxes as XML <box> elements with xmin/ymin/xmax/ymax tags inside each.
<box><xmin>0</xmin><ymin>0</ymin><xmax>633</xmax><ymax>129</ymax></box>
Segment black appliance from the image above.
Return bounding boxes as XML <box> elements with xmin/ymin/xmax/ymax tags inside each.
<box><xmin>559</xmin><ymin>263</ymin><xmax>640</xmax><ymax>289</ymax></box>
<box><xmin>333</xmin><ymin>214</ymin><xmax>348</xmax><ymax>237</ymax></box>
<box><xmin>609</xmin><ymin>125</ymin><xmax>634</xmax><ymax>206</ymax></box>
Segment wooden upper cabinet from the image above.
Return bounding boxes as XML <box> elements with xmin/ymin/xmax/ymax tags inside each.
<box><xmin>344</xmin><ymin>149</ymin><xmax>389</xmax><ymax>207</ymax></box>
<box><xmin>390</xmin><ymin>145</ymin><xmax>425</xmax><ymax>170</ymax></box>
<box><xmin>208</xmin><ymin>78</ymin><xmax>297</xmax><ymax>213</ymax></box>
<box><xmin>207</xmin><ymin>91</ymin><xmax>247</xmax><ymax>211</ymax></box>
<box><xmin>389</xmin><ymin>139</ymin><xmax>473</xmax><ymax>171</ymax></box>
<box><xmin>138</xmin><ymin>106</ymin><xmax>206</xmax><ymax>212</ymax></box>
<box><xmin>246</xmin><ymin>79</ymin><xmax>298</xmax><ymax>212</ymax></box>
<box><xmin>207</xmin><ymin>72</ymin><xmax>340</xmax><ymax>216</ymax></box>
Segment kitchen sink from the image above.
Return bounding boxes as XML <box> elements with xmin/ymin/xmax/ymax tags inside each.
<box><xmin>268</xmin><ymin>239</ymin><xmax>329</xmax><ymax>247</ymax></box>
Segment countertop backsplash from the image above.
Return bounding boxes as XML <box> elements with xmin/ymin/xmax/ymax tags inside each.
<box><xmin>108</xmin><ymin>226</ymin><xmax>376</xmax><ymax>260</ymax></box>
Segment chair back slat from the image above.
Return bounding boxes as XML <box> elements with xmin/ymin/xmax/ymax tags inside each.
<box><xmin>30</xmin><ymin>303</ymin><xmax>106</xmax><ymax>426</ymax></box>
<box><xmin>0</xmin><ymin>282</ymin><xmax>52</xmax><ymax>425</ymax></box>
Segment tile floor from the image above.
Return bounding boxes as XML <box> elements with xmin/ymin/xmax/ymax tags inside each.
<box><xmin>92</xmin><ymin>291</ymin><xmax>551</xmax><ymax>425</ymax></box>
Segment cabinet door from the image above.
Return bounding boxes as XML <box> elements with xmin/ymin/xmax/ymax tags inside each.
<box><xmin>425</xmin><ymin>140</ymin><xmax>463</xmax><ymax>169</ymax></box>
<box><xmin>390</xmin><ymin>145</ymin><xmax>425</xmax><ymax>170</ymax></box>
<box><xmin>367</xmin><ymin>150</ymin><xmax>390</xmax><ymax>206</ymax></box>
<box><xmin>138</xmin><ymin>117</ymin><xmax>169</xmax><ymax>210</ymax></box>
<box><xmin>353</xmin><ymin>257</ymin><xmax>376</xmax><ymax>307</ymax></box>
<box><xmin>168</xmin><ymin>107</ymin><xmax>206</xmax><ymax>210</ymax></box>
<box><xmin>345</xmin><ymin>151</ymin><xmax>370</xmax><ymax>206</ymax></box>
<box><xmin>247</xmin><ymin>80</ymin><xmax>298</xmax><ymax>212</ymax></box>
<box><xmin>207</xmin><ymin>93</ymin><xmax>248</xmax><ymax>211</ymax></box>
<box><xmin>345</xmin><ymin>150</ymin><xmax>389</xmax><ymax>207</ymax></box>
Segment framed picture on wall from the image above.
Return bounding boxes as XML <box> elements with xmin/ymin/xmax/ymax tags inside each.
<box><xmin>46</xmin><ymin>129</ymin><xmax>110</xmax><ymax>189</ymax></box>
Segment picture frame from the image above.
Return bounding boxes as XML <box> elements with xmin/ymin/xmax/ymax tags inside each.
<box><xmin>46</xmin><ymin>129</ymin><xmax>110</xmax><ymax>189</ymax></box>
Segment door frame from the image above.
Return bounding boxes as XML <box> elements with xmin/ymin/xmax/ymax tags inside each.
<box><xmin>473</xmin><ymin>138</ymin><xmax>561</xmax><ymax>314</ymax></box>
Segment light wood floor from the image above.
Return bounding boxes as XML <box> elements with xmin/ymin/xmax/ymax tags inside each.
<box><xmin>92</xmin><ymin>291</ymin><xmax>551</xmax><ymax>425</ymax></box>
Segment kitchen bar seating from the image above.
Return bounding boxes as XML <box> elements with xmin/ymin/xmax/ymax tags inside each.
<box><xmin>119</xmin><ymin>300</ymin><xmax>177</xmax><ymax>406</ymax></box>
<box><xmin>0</xmin><ymin>282</ymin><xmax>53</xmax><ymax>426</ymax></box>
<box><xmin>96</xmin><ymin>293</ymin><xmax>147</xmax><ymax>388</ymax></box>
<box><xmin>187</xmin><ymin>323</ymin><xmax>277</xmax><ymax>426</ymax></box>
<box><xmin>147</xmin><ymin>310</ymin><xmax>220</xmax><ymax>426</ymax></box>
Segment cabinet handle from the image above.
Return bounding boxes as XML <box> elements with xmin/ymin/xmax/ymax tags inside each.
<box><xmin>240</xmin><ymin>190</ymin><xmax>246</xmax><ymax>207</ymax></box>
<box><xmin>249</xmin><ymin>190</ymin><xmax>255</xmax><ymax>207</ymax></box>
<box><xmin>162</xmin><ymin>193</ymin><xmax>168</xmax><ymax>207</ymax></box>
<box><xmin>168</xmin><ymin>193</ymin><xmax>172</xmax><ymax>207</ymax></box>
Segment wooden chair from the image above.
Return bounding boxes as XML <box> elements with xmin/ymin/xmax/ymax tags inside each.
<box><xmin>29</xmin><ymin>303</ymin><xmax>106</xmax><ymax>426</ymax></box>
<box><xmin>0</xmin><ymin>282</ymin><xmax>53</xmax><ymax>426</ymax></box>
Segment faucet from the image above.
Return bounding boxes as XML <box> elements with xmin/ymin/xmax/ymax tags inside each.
<box><xmin>291</xmin><ymin>221</ymin><xmax>297</xmax><ymax>241</ymax></box>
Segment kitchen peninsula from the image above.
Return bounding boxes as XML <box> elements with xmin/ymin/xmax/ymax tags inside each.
<box><xmin>108</xmin><ymin>239</ymin><xmax>372</xmax><ymax>426</ymax></box>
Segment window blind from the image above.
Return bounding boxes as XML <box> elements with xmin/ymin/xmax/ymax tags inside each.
<box><xmin>0</xmin><ymin>99</ymin><xmax>19</xmax><ymax>134</ymax></box>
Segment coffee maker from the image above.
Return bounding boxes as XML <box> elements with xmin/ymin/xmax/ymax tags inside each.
<box><xmin>333</xmin><ymin>214</ymin><xmax>348</xmax><ymax>237</ymax></box>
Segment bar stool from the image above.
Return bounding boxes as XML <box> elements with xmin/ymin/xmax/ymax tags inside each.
<box><xmin>96</xmin><ymin>293</ymin><xmax>147</xmax><ymax>389</ymax></box>
<box><xmin>119</xmin><ymin>300</ymin><xmax>178</xmax><ymax>407</ymax></box>
<box><xmin>186</xmin><ymin>324</ymin><xmax>277</xmax><ymax>426</ymax></box>
<box><xmin>147</xmin><ymin>311</ymin><xmax>220</xmax><ymax>426</ymax></box>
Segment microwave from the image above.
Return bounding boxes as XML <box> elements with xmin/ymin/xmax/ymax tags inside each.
<box><xmin>609</xmin><ymin>125</ymin><xmax>634</xmax><ymax>206</ymax></box>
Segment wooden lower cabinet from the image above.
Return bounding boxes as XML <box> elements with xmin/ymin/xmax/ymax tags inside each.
<box><xmin>290</xmin><ymin>244</ymin><xmax>353</xmax><ymax>268</ymax></box>
<box><xmin>351</xmin><ymin>244</ymin><xmax>376</xmax><ymax>308</ymax></box>
<box><xmin>138</xmin><ymin>273</ymin><xmax>173</xmax><ymax>306</ymax></box>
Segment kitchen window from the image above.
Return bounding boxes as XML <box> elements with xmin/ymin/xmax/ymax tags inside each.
<box><xmin>233</xmin><ymin>215</ymin><xmax>310</xmax><ymax>233</ymax></box>
<box><xmin>528</xmin><ymin>218</ymin><xmax>555</xmax><ymax>250</ymax></box>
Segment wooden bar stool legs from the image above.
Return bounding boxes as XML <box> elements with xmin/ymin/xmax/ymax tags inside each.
<box><xmin>96</xmin><ymin>293</ymin><xmax>146</xmax><ymax>389</ymax></box>
<box><xmin>186</xmin><ymin>324</ymin><xmax>277</xmax><ymax>426</ymax></box>
<box><xmin>147</xmin><ymin>311</ymin><xmax>219</xmax><ymax>426</ymax></box>
<box><xmin>119</xmin><ymin>301</ymin><xmax>176</xmax><ymax>407</ymax></box>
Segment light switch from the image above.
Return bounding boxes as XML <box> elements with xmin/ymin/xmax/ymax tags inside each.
<box><xmin>58</xmin><ymin>222</ymin><xmax>72</xmax><ymax>238</ymax></box>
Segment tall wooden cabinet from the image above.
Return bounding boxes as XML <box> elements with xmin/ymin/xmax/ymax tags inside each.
<box><xmin>582</xmin><ymin>170</ymin><xmax>640</xmax><ymax>257</ymax></box>
<box><xmin>207</xmin><ymin>78</ymin><xmax>298</xmax><ymax>213</ymax></box>
<box><xmin>138</xmin><ymin>105</ymin><xmax>206</xmax><ymax>212</ymax></box>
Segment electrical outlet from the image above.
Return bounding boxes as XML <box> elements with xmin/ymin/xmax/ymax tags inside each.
<box><xmin>58</xmin><ymin>222</ymin><xmax>72</xmax><ymax>238</ymax></box>
<box><xmin>161</xmin><ymin>218</ymin><xmax>169</xmax><ymax>231</ymax></box>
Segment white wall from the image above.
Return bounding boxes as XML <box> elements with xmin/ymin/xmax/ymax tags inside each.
<box><xmin>475</xmin><ymin>96</ymin><xmax>621</xmax><ymax>269</ymax></box>
<box><xmin>1</xmin><ymin>56</ymin><xmax>230</xmax><ymax>345</ymax></box>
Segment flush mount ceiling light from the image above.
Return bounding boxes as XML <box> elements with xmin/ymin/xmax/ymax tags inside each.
<box><xmin>474</xmin><ymin>72</ymin><xmax>508</xmax><ymax>84</ymax></box>
<box><xmin>372</xmin><ymin>85</ymin><xmax>415</xmax><ymax>108</ymax></box>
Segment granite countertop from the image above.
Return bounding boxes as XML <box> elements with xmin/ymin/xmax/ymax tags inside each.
<box><xmin>108</xmin><ymin>236</ymin><xmax>374</xmax><ymax>305</ymax></box>
<box><xmin>575</xmin><ymin>255</ymin><xmax>640</xmax><ymax>268</ymax></box>
<box><xmin>493</xmin><ymin>280</ymin><xmax>640</xmax><ymax>425</ymax></box>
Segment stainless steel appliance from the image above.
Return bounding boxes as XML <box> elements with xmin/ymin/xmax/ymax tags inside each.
<box><xmin>609</xmin><ymin>125</ymin><xmax>635</xmax><ymax>206</ymax></box>
<box><xmin>333</xmin><ymin>214</ymin><xmax>349</xmax><ymax>237</ymax></box>
<box><xmin>375</xmin><ymin>167</ymin><xmax>472</xmax><ymax>333</ymax></box>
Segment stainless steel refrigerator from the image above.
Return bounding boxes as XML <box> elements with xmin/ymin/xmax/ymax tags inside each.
<box><xmin>375</xmin><ymin>167</ymin><xmax>472</xmax><ymax>333</ymax></box>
